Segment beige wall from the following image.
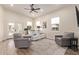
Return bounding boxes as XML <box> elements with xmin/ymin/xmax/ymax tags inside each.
<box><xmin>4</xmin><ymin>9</ymin><xmax>33</xmax><ymax>39</ymax></box>
<box><xmin>34</xmin><ymin>5</ymin><xmax>77</xmax><ymax>40</ymax></box>
<box><xmin>0</xmin><ymin>6</ymin><xmax>4</xmax><ymax>41</ymax></box>
<box><xmin>0</xmin><ymin>6</ymin><xmax>33</xmax><ymax>40</ymax></box>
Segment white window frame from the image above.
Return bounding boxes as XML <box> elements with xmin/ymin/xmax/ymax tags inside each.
<box><xmin>8</xmin><ymin>23</ymin><xmax>15</xmax><ymax>35</ymax></box>
<box><xmin>51</xmin><ymin>17</ymin><xmax>60</xmax><ymax>31</ymax></box>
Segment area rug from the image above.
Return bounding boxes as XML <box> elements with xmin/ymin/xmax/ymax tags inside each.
<box><xmin>30</xmin><ymin>38</ymin><xmax>67</xmax><ymax>55</ymax></box>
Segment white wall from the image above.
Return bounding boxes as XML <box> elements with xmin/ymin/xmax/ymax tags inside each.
<box><xmin>0</xmin><ymin>6</ymin><xmax>4</xmax><ymax>41</ymax></box>
<box><xmin>0</xmin><ymin>7</ymin><xmax>33</xmax><ymax>40</ymax></box>
<box><xmin>34</xmin><ymin>5</ymin><xmax>77</xmax><ymax>40</ymax></box>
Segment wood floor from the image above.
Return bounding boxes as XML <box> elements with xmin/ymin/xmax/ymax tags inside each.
<box><xmin>0</xmin><ymin>39</ymin><xmax>79</xmax><ymax>55</ymax></box>
<box><xmin>0</xmin><ymin>39</ymin><xmax>34</xmax><ymax>55</ymax></box>
<box><xmin>65</xmin><ymin>48</ymin><xmax>79</xmax><ymax>55</ymax></box>
<box><xmin>0</xmin><ymin>39</ymin><xmax>67</xmax><ymax>55</ymax></box>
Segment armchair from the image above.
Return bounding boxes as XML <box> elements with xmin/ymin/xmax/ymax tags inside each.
<box><xmin>13</xmin><ymin>33</ymin><xmax>31</xmax><ymax>48</ymax></box>
<box><xmin>55</xmin><ymin>32</ymin><xmax>74</xmax><ymax>47</ymax></box>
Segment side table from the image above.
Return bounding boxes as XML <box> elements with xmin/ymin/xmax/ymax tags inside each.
<box><xmin>70</xmin><ymin>38</ymin><xmax>78</xmax><ymax>51</ymax></box>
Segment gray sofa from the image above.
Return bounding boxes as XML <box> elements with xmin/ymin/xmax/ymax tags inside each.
<box><xmin>55</xmin><ymin>32</ymin><xmax>74</xmax><ymax>47</ymax></box>
<box><xmin>31</xmin><ymin>30</ymin><xmax>46</xmax><ymax>41</ymax></box>
<box><xmin>13</xmin><ymin>33</ymin><xmax>31</xmax><ymax>48</ymax></box>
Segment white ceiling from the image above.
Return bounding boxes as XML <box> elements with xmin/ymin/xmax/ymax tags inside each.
<box><xmin>2</xmin><ymin>4</ymin><xmax>70</xmax><ymax>19</ymax></box>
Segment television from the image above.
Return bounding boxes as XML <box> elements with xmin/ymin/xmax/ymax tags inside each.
<box><xmin>75</xmin><ymin>6</ymin><xmax>79</xmax><ymax>26</ymax></box>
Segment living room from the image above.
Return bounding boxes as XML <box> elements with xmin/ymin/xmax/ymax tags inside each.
<box><xmin>0</xmin><ymin>4</ymin><xmax>79</xmax><ymax>55</ymax></box>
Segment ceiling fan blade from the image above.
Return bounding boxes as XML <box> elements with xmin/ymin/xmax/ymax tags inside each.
<box><xmin>34</xmin><ymin>8</ymin><xmax>40</xmax><ymax>10</ymax></box>
<box><xmin>24</xmin><ymin>8</ymin><xmax>30</xmax><ymax>10</ymax></box>
<box><xmin>33</xmin><ymin>10</ymin><xmax>38</xmax><ymax>13</ymax></box>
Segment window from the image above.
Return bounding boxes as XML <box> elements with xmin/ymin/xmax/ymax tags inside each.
<box><xmin>27</xmin><ymin>21</ymin><xmax>32</xmax><ymax>26</ymax></box>
<box><xmin>51</xmin><ymin>17</ymin><xmax>60</xmax><ymax>31</ymax></box>
<box><xmin>36</xmin><ymin>21</ymin><xmax>41</xmax><ymax>26</ymax></box>
<box><xmin>8</xmin><ymin>23</ymin><xmax>15</xmax><ymax>35</ymax></box>
<box><xmin>27</xmin><ymin>21</ymin><xmax>32</xmax><ymax>30</ymax></box>
<box><xmin>43</xmin><ymin>21</ymin><xmax>47</xmax><ymax>29</ymax></box>
<box><xmin>17</xmin><ymin>24</ymin><xmax>22</xmax><ymax>33</ymax></box>
<box><xmin>36</xmin><ymin>21</ymin><xmax>41</xmax><ymax>30</ymax></box>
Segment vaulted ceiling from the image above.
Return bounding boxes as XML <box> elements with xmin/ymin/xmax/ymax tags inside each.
<box><xmin>2</xmin><ymin>4</ymin><xmax>71</xmax><ymax>19</ymax></box>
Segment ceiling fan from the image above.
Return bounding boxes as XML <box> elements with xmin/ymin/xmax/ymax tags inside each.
<box><xmin>24</xmin><ymin>4</ymin><xmax>40</xmax><ymax>13</ymax></box>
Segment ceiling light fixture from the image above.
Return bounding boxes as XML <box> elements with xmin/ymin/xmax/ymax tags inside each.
<box><xmin>24</xmin><ymin>4</ymin><xmax>40</xmax><ymax>13</ymax></box>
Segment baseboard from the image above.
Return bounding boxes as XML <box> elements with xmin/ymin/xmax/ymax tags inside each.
<box><xmin>0</xmin><ymin>38</ymin><xmax>13</xmax><ymax>42</ymax></box>
<box><xmin>0</xmin><ymin>39</ymin><xmax>5</xmax><ymax>42</ymax></box>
